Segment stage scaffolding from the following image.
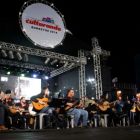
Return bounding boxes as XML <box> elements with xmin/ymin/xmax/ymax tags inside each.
<box><xmin>0</xmin><ymin>38</ymin><xmax>110</xmax><ymax>99</ymax></box>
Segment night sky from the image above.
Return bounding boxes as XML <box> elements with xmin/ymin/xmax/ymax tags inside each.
<box><xmin>0</xmin><ymin>0</ymin><xmax>140</xmax><ymax>83</ymax></box>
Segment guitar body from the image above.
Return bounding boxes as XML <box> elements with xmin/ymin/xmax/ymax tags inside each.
<box><xmin>9</xmin><ymin>107</ymin><xmax>18</xmax><ymax>114</ymax></box>
<box><xmin>65</xmin><ymin>100</ymin><xmax>79</xmax><ymax>111</ymax></box>
<box><xmin>92</xmin><ymin>100</ymin><xmax>110</xmax><ymax>111</ymax></box>
<box><xmin>32</xmin><ymin>98</ymin><xmax>49</xmax><ymax>111</ymax></box>
<box><xmin>130</xmin><ymin>106</ymin><xmax>136</xmax><ymax>112</ymax></box>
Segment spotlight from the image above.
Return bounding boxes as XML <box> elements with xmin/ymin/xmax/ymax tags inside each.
<box><xmin>50</xmin><ymin>59</ymin><xmax>58</xmax><ymax>65</ymax></box>
<box><xmin>32</xmin><ymin>74</ymin><xmax>37</xmax><ymax>78</ymax></box>
<box><xmin>44</xmin><ymin>58</ymin><xmax>50</xmax><ymax>64</ymax></box>
<box><xmin>44</xmin><ymin>76</ymin><xmax>49</xmax><ymax>80</ymax></box>
<box><xmin>51</xmin><ymin>3</ymin><xmax>54</xmax><ymax>7</ymax></box>
<box><xmin>23</xmin><ymin>54</ymin><xmax>28</xmax><ymax>62</ymax></box>
<box><xmin>1</xmin><ymin>50</ymin><xmax>7</xmax><ymax>57</ymax></box>
<box><xmin>87</xmin><ymin>78</ymin><xmax>95</xmax><ymax>83</ymax></box>
<box><xmin>8</xmin><ymin>51</ymin><xmax>14</xmax><ymax>59</ymax></box>
<box><xmin>16</xmin><ymin>52</ymin><xmax>22</xmax><ymax>60</ymax></box>
<box><xmin>20</xmin><ymin>74</ymin><xmax>25</xmax><ymax>77</ymax></box>
<box><xmin>68</xmin><ymin>63</ymin><xmax>75</xmax><ymax>68</ymax></box>
<box><xmin>7</xmin><ymin>71</ymin><xmax>11</xmax><ymax>75</ymax></box>
<box><xmin>63</xmin><ymin>61</ymin><xmax>68</xmax><ymax>67</ymax></box>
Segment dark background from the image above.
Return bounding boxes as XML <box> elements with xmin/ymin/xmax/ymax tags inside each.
<box><xmin>0</xmin><ymin>0</ymin><xmax>140</xmax><ymax>83</ymax></box>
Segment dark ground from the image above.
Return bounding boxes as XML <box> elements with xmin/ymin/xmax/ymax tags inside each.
<box><xmin>0</xmin><ymin>126</ymin><xmax>140</xmax><ymax>140</ymax></box>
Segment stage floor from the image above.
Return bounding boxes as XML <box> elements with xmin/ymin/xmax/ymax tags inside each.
<box><xmin>0</xmin><ymin>126</ymin><xmax>140</xmax><ymax>140</ymax></box>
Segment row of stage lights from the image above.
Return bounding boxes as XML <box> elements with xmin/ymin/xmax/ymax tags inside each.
<box><xmin>6</xmin><ymin>70</ymin><xmax>49</xmax><ymax>80</ymax></box>
<box><xmin>0</xmin><ymin>49</ymin><xmax>76</xmax><ymax>68</ymax></box>
<box><xmin>0</xmin><ymin>49</ymin><xmax>28</xmax><ymax>62</ymax></box>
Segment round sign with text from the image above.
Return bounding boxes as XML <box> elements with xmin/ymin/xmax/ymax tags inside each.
<box><xmin>19</xmin><ymin>0</ymin><xmax>66</xmax><ymax>49</ymax></box>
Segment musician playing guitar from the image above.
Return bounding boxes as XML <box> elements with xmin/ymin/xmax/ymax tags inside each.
<box><xmin>65</xmin><ymin>89</ymin><xmax>88</xmax><ymax>128</ymax></box>
<box><xmin>30</xmin><ymin>86</ymin><xmax>55</xmax><ymax>128</ymax></box>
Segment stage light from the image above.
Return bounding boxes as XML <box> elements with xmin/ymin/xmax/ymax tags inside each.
<box><xmin>18</xmin><ymin>48</ymin><xmax>21</xmax><ymax>51</ymax></box>
<box><xmin>50</xmin><ymin>59</ymin><xmax>58</xmax><ymax>65</ymax></box>
<box><xmin>16</xmin><ymin>52</ymin><xmax>22</xmax><ymax>60</ymax></box>
<box><xmin>44</xmin><ymin>58</ymin><xmax>50</xmax><ymax>64</ymax></box>
<box><xmin>20</xmin><ymin>74</ymin><xmax>25</xmax><ymax>77</ymax></box>
<box><xmin>32</xmin><ymin>74</ymin><xmax>37</xmax><ymax>78</ymax></box>
<box><xmin>23</xmin><ymin>54</ymin><xmax>28</xmax><ymax>62</ymax></box>
<box><xmin>44</xmin><ymin>76</ymin><xmax>49</xmax><ymax>80</ymax></box>
<box><xmin>8</xmin><ymin>51</ymin><xmax>14</xmax><ymax>59</ymax></box>
<box><xmin>63</xmin><ymin>61</ymin><xmax>68</xmax><ymax>67</ymax></box>
<box><xmin>68</xmin><ymin>63</ymin><xmax>75</xmax><ymax>68</ymax></box>
<box><xmin>88</xmin><ymin>57</ymin><xmax>91</xmax><ymax>60</ymax></box>
<box><xmin>1</xmin><ymin>50</ymin><xmax>7</xmax><ymax>57</ymax></box>
<box><xmin>7</xmin><ymin>71</ymin><xmax>11</xmax><ymax>75</ymax></box>
<box><xmin>1</xmin><ymin>76</ymin><xmax>8</xmax><ymax>82</ymax></box>
<box><xmin>51</xmin><ymin>3</ymin><xmax>54</xmax><ymax>7</ymax></box>
<box><xmin>87</xmin><ymin>78</ymin><xmax>95</xmax><ymax>83</ymax></box>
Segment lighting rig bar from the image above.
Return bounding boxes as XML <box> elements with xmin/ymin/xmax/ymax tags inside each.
<box><xmin>0</xmin><ymin>59</ymin><xmax>54</xmax><ymax>72</ymax></box>
<box><xmin>50</xmin><ymin>63</ymin><xmax>78</xmax><ymax>78</ymax></box>
<box><xmin>0</xmin><ymin>41</ymin><xmax>86</xmax><ymax>64</ymax></box>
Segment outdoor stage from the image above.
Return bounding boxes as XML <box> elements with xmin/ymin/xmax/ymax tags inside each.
<box><xmin>0</xmin><ymin>126</ymin><xmax>140</xmax><ymax>140</ymax></box>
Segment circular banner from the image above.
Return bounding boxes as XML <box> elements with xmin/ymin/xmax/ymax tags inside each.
<box><xmin>19</xmin><ymin>0</ymin><xmax>66</xmax><ymax>49</ymax></box>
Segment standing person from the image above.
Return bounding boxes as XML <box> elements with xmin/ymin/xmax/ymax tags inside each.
<box><xmin>65</xmin><ymin>89</ymin><xmax>88</xmax><ymax>128</ymax></box>
<box><xmin>30</xmin><ymin>86</ymin><xmax>55</xmax><ymax>128</ymax></box>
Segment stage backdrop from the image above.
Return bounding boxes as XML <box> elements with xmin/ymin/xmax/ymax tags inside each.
<box><xmin>0</xmin><ymin>74</ymin><xmax>41</xmax><ymax>100</ymax></box>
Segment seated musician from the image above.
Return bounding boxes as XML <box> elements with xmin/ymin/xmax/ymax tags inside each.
<box><xmin>0</xmin><ymin>90</ymin><xmax>8</xmax><ymax>130</ymax></box>
<box><xmin>3</xmin><ymin>90</ymin><xmax>26</xmax><ymax>129</ymax></box>
<box><xmin>15</xmin><ymin>97</ymin><xmax>30</xmax><ymax>128</ymax></box>
<box><xmin>65</xmin><ymin>88</ymin><xmax>88</xmax><ymax>128</ymax></box>
<box><xmin>30</xmin><ymin>86</ymin><xmax>55</xmax><ymax>128</ymax></box>
<box><xmin>85</xmin><ymin>98</ymin><xmax>99</xmax><ymax>125</ymax></box>
<box><xmin>94</xmin><ymin>95</ymin><xmax>117</xmax><ymax>127</ymax></box>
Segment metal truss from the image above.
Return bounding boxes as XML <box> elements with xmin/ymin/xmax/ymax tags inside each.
<box><xmin>0</xmin><ymin>59</ymin><xmax>54</xmax><ymax>72</ymax></box>
<box><xmin>91</xmin><ymin>37</ymin><xmax>110</xmax><ymax>99</ymax></box>
<box><xmin>78</xmin><ymin>50</ymin><xmax>87</xmax><ymax>100</ymax></box>
<box><xmin>50</xmin><ymin>63</ymin><xmax>78</xmax><ymax>78</ymax></box>
<box><xmin>0</xmin><ymin>41</ymin><xmax>85</xmax><ymax>64</ymax></box>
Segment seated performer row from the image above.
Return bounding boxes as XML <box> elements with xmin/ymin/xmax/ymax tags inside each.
<box><xmin>1</xmin><ymin>87</ymin><xmax>139</xmax><ymax>130</ymax></box>
<box><xmin>30</xmin><ymin>87</ymin><xmax>88</xmax><ymax>128</ymax></box>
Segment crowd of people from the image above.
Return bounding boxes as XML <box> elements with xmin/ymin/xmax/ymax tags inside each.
<box><xmin>0</xmin><ymin>87</ymin><xmax>140</xmax><ymax>131</ymax></box>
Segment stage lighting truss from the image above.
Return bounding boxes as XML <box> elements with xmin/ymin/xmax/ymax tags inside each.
<box><xmin>0</xmin><ymin>59</ymin><xmax>54</xmax><ymax>72</ymax></box>
<box><xmin>0</xmin><ymin>41</ymin><xmax>87</xmax><ymax>77</ymax></box>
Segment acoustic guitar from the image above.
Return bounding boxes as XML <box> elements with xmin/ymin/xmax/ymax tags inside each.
<box><xmin>9</xmin><ymin>106</ymin><xmax>25</xmax><ymax>114</ymax></box>
<box><xmin>32</xmin><ymin>98</ymin><xmax>49</xmax><ymax>111</ymax></box>
<box><xmin>65</xmin><ymin>100</ymin><xmax>80</xmax><ymax>111</ymax></box>
<box><xmin>92</xmin><ymin>100</ymin><xmax>110</xmax><ymax>111</ymax></box>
